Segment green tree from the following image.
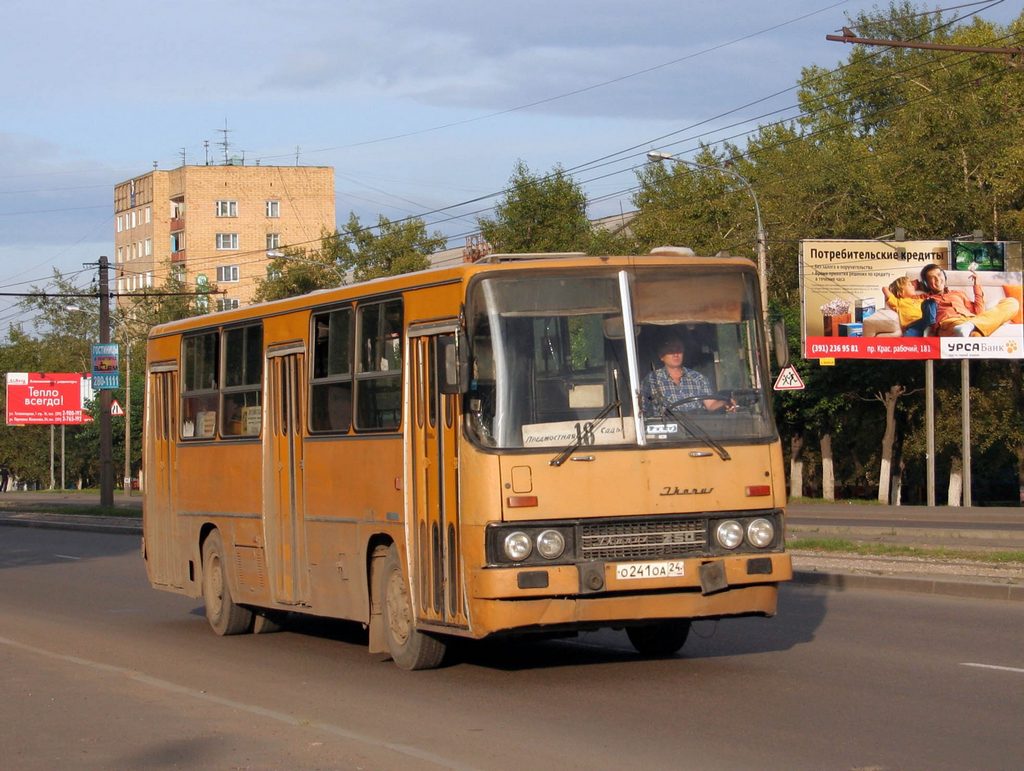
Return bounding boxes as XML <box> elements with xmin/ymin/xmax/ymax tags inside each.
<box><xmin>479</xmin><ymin>161</ymin><xmax>591</xmax><ymax>253</ymax></box>
<box><xmin>253</xmin><ymin>230</ymin><xmax>345</xmax><ymax>302</ymax></box>
<box><xmin>336</xmin><ymin>213</ymin><xmax>446</xmax><ymax>283</ymax></box>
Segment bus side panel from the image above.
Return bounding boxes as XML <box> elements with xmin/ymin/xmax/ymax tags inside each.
<box><xmin>301</xmin><ymin>435</ymin><xmax>404</xmax><ymax>621</ymax></box>
<box><xmin>174</xmin><ymin>442</ymin><xmax>267</xmax><ymax>604</ymax></box>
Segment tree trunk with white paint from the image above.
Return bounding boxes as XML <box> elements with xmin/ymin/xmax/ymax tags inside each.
<box><xmin>789</xmin><ymin>434</ymin><xmax>804</xmax><ymax>499</ymax></box>
<box><xmin>947</xmin><ymin>455</ymin><xmax>963</xmax><ymax>507</ymax></box>
<box><xmin>821</xmin><ymin>433</ymin><xmax>834</xmax><ymax>502</ymax></box>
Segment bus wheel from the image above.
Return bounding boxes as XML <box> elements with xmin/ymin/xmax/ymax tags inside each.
<box><xmin>202</xmin><ymin>530</ymin><xmax>253</xmax><ymax>636</ymax></box>
<box><xmin>626</xmin><ymin>620</ymin><xmax>691</xmax><ymax>657</ymax></box>
<box><xmin>380</xmin><ymin>544</ymin><xmax>446</xmax><ymax>670</ymax></box>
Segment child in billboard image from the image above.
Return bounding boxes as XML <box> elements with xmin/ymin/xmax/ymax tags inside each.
<box><xmin>882</xmin><ymin>276</ymin><xmax>937</xmax><ymax>337</ymax></box>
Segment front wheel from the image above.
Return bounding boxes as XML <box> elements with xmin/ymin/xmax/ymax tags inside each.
<box><xmin>202</xmin><ymin>530</ymin><xmax>253</xmax><ymax>636</ymax></box>
<box><xmin>378</xmin><ymin>544</ymin><xmax>446</xmax><ymax>670</ymax></box>
<box><xmin>626</xmin><ymin>620</ymin><xmax>691</xmax><ymax>657</ymax></box>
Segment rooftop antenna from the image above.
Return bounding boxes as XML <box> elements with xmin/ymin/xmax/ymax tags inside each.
<box><xmin>179</xmin><ymin>147</ymin><xmax>187</xmax><ymax>166</ymax></box>
<box><xmin>217</xmin><ymin>120</ymin><xmax>231</xmax><ymax>165</ymax></box>
<box><xmin>295</xmin><ymin>145</ymin><xmax>301</xmax><ymax>165</ymax></box>
<box><xmin>203</xmin><ymin>140</ymin><xmax>210</xmax><ymax>165</ymax></box>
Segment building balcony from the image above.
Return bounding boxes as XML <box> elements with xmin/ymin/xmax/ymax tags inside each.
<box><xmin>170</xmin><ymin>217</ymin><xmax>185</xmax><ymax>231</ymax></box>
<box><xmin>171</xmin><ymin>250</ymin><xmax>187</xmax><ymax>262</ymax></box>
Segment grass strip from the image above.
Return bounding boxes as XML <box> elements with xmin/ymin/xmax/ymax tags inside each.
<box><xmin>788</xmin><ymin>537</ymin><xmax>1024</xmax><ymax>565</ymax></box>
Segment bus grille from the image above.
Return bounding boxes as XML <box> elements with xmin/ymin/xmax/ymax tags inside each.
<box><xmin>579</xmin><ymin>519</ymin><xmax>707</xmax><ymax>560</ymax></box>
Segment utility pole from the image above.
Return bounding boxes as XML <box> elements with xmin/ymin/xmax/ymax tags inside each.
<box><xmin>98</xmin><ymin>256</ymin><xmax>114</xmax><ymax>507</ymax></box>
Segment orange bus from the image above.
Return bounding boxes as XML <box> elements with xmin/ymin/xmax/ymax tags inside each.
<box><xmin>143</xmin><ymin>249</ymin><xmax>792</xmax><ymax>669</ymax></box>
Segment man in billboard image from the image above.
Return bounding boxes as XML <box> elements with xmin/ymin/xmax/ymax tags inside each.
<box><xmin>920</xmin><ymin>263</ymin><xmax>1020</xmax><ymax>337</ymax></box>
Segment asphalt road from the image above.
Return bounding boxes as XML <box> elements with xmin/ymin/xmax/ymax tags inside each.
<box><xmin>2</xmin><ymin>527</ymin><xmax>1023</xmax><ymax>770</ymax></box>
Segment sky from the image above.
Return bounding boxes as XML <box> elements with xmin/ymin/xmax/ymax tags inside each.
<box><xmin>1</xmin><ymin>0</ymin><xmax>1019</xmax><ymax>328</ymax></box>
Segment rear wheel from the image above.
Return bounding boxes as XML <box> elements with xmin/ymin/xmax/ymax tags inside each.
<box><xmin>626</xmin><ymin>620</ymin><xmax>691</xmax><ymax>657</ymax></box>
<box><xmin>202</xmin><ymin>530</ymin><xmax>253</xmax><ymax>636</ymax></box>
<box><xmin>379</xmin><ymin>544</ymin><xmax>446</xmax><ymax>670</ymax></box>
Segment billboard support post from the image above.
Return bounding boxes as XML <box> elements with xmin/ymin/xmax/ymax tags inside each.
<box><xmin>926</xmin><ymin>360</ymin><xmax>935</xmax><ymax>507</ymax></box>
<box><xmin>962</xmin><ymin>360</ymin><xmax>972</xmax><ymax>506</ymax></box>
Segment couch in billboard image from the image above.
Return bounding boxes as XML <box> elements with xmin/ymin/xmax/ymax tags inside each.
<box><xmin>862</xmin><ymin>269</ymin><xmax>1023</xmax><ymax>337</ymax></box>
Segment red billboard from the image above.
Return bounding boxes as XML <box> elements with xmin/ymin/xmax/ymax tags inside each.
<box><xmin>5</xmin><ymin>372</ymin><xmax>93</xmax><ymax>426</ymax></box>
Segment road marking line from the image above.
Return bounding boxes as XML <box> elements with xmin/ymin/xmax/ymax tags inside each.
<box><xmin>961</xmin><ymin>662</ymin><xmax>1024</xmax><ymax>675</ymax></box>
<box><xmin>54</xmin><ymin>554</ymin><xmax>81</xmax><ymax>560</ymax></box>
<box><xmin>0</xmin><ymin>634</ymin><xmax>475</xmax><ymax>770</ymax></box>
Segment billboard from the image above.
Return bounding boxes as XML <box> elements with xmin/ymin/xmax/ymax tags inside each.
<box><xmin>5</xmin><ymin>372</ymin><xmax>93</xmax><ymax>425</ymax></box>
<box><xmin>800</xmin><ymin>239</ymin><xmax>1023</xmax><ymax>361</ymax></box>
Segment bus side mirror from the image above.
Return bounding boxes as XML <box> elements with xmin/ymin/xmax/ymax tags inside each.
<box><xmin>773</xmin><ymin>320</ymin><xmax>790</xmax><ymax>368</ymax></box>
<box><xmin>438</xmin><ymin>335</ymin><xmax>470</xmax><ymax>394</ymax></box>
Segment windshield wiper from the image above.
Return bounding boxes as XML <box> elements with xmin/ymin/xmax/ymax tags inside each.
<box><xmin>549</xmin><ymin>400</ymin><xmax>622</xmax><ymax>467</ymax></box>
<box><xmin>661</xmin><ymin>405</ymin><xmax>732</xmax><ymax>461</ymax></box>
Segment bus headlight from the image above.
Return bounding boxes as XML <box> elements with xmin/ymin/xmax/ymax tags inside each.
<box><xmin>504</xmin><ymin>531</ymin><xmax>533</xmax><ymax>561</ymax></box>
<box><xmin>536</xmin><ymin>529</ymin><xmax>566</xmax><ymax>560</ymax></box>
<box><xmin>746</xmin><ymin>518</ymin><xmax>775</xmax><ymax>548</ymax></box>
<box><xmin>715</xmin><ymin>520</ymin><xmax>744</xmax><ymax>550</ymax></box>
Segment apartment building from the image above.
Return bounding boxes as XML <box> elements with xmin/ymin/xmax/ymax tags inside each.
<box><xmin>113</xmin><ymin>164</ymin><xmax>335</xmax><ymax>310</ymax></box>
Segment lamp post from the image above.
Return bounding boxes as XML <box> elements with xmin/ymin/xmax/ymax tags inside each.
<box><xmin>646</xmin><ymin>150</ymin><xmax>770</xmax><ymax>340</ymax></box>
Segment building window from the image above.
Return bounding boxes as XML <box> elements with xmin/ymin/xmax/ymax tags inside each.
<box><xmin>145</xmin><ymin>206</ymin><xmax>151</xmax><ymax>224</ymax></box>
<box><xmin>266</xmin><ymin>200</ymin><xmax>280</xmax><ymax>218</ymax></box>
<box><xmin>144</xmin><ymin>238</ymin><xmax>152</xmax><ymax>257</ymax></box>
<box><xmin>217</xmin><ymin>298</ymin><xmax>241</xmax><ymax>312</ymax></box>
<box><xmin>117</xmin><ymin>246</ymin><xmax>124</xmax><ymax>262</ymax></box>
<box><xmin>216</xmin><ymin>200</ymin><xmax>238</xmax><ymax>218</ymax></box>
<box><xmin>266</xmin><ymin>233</ymin><xmax>281</xmax><ymax>251</ymax></box>
<box><xmin>216</xmin><ymin>233</ymin><xmax>239</xmax><ymax>250</ymax></box>
<box><xmin>216</xmin><ymin>265</ymin><xmax>240</xmax><ymax>283</ymax></box>
<box><xmin>170</xmin><ymin>264</ymin><xmax>185</xmax><ymax>283</ymax></box>
<box><xmin>146</xmin><ymin>272</ymin><xmax>154</xmax><ymax>288</ymax></box>
<box><xmin>116</xmin><ymin>215</ymin><xmax>123</xmax><ymax>233</ymax></box>
<box><xmin>129</xmin><ymin>211</ymin><xmax>137</xmax><ymax>229</ymax></box>
<box><xmin>171</xmin><ymin>232</ymin><xmax>184</xmax><ymax>253</ymax></box>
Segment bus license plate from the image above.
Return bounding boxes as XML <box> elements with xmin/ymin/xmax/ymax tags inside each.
<box><xmin>614</xmin><ymin>561</ymin><xmax>685</xmax><ymax>580</ymax></box>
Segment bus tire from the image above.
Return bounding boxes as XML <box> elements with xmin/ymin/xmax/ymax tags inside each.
<box><xmin>626</xmin><ymin>620</ymin><xmax>691</xmax><ymax>657</ymax></box>
<box><xmin>379</xmin><ymin>544</ymin><xmax>446</xmax><ymax>670</ymax></box>
<box><xmin>202</xmin><ymin>530</ymin><xmax>253</xmax><ymax>636</ymax></box>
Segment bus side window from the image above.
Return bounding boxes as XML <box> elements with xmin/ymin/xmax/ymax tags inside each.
<box><xmin>181</xmin><ymin>331</ymin><xmax>219</xmax><ymax>439</ymax></box>
<box><xmin>355</xmin><ymin>299</ymin><xmax>402</xmax><ymax>430</ymax></box>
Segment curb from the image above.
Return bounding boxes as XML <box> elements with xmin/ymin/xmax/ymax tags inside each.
<box><xmin>793</xmin><ymin>570</ymin><xmax>1024</xmax><ymax>602</ymax></box>
<box><xmin>0</xmin><ymin>514</ymin><xmax>141</xmax><ymax>536</ymax></box>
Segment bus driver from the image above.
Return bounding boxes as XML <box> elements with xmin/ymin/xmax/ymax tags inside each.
<box><xmin>641</xmin><ymin>336</ymin><xmax>734</xmax><ymax>417</ymax></box>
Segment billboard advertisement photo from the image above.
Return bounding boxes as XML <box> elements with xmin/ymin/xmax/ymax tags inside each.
<box><xmin>800</xmin><ymin>239</ymin><xmax>1023</xmax><ymax>361</ymax></box>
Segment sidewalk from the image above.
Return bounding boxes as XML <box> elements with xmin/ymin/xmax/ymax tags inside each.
<box><xmin>1</xmin><ymin>492</ymin><xmax>1021</xmax><ymax>601</ymax></box>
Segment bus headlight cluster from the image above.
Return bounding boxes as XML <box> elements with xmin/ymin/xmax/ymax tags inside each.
<box><xmin>713</xmin><ymin>517</ymin><xmax>776</xmax><ymax>550</ymax></box>
<box><xmin>501</xmin><ymin>529</ymin><xmax>567</xmax><ymax>562</ymax></box>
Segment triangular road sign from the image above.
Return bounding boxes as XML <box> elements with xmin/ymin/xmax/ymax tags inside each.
<box><xmin>773</xmin><ymin>365</ymin><xmax>805</xmax><ymax>391</ymax></box>
<box><xmin>110</xmin><ymin>399</ymin><xmax>125</xmax><ymax>416</ymax></box>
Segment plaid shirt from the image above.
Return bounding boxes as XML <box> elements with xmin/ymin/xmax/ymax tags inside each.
<box><xmin>641</xmin><ymin>366</ymin><xmax>712</xmax><ymax>416</ymax></box>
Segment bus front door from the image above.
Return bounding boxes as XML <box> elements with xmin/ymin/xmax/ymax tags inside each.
<box><xmin>264</xmin><ymin>347</ymin><xmax>309</xmax><ymax>605</ymax></box>
<box><xmin>410</xmin><ymin>332</ymin><xmax>467</xmax><ymax>628</ymax></box>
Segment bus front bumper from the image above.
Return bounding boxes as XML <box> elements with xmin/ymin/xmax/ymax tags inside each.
<box><xmin>466</xmin><ymin>553</ymin><xmax>791</xmax><ymax>637</ymax></box>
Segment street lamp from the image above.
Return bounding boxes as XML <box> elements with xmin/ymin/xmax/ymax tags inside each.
<box><xmin>646</xmin><ymin>150</ymin><xmax>770</xmax><ymax>340</ymax></box>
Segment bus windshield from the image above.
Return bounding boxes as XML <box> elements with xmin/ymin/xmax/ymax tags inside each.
<box><xmin>466</xmin><ymin>267</ymin><xmax>775</xmax><ymax>449</ymax></box>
